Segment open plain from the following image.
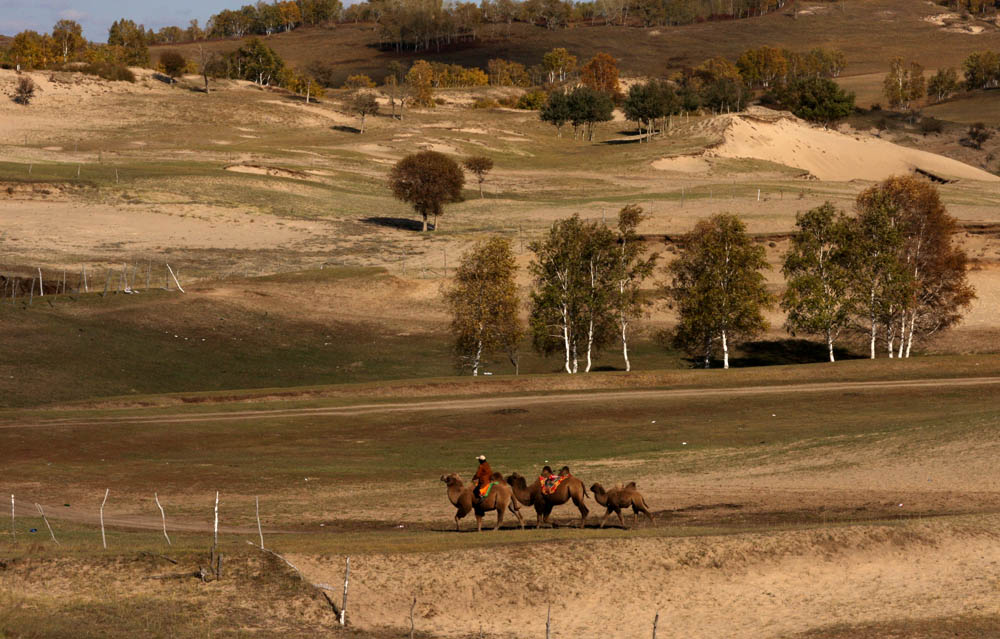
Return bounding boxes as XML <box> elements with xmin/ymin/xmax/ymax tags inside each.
<box><xmin>4</xmin><ymin>1</ymin><xmax>1000</xmax><ymax>636</ymax></box>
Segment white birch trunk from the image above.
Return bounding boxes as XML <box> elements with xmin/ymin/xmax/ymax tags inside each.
<box><xmin>869</xmin><ymin>318</ymin><xmax>877</xmax><ymax>359</ymax></box>
<box><xmin>621</xmin><ymin>319</ymin><xmax>630</xmax><ymax>372</ymax></box>
<box><xmin>562</xmin><ymin>303</ymin><xmax>572</xmax><ymax>374</ymax></box>
<box><xmin>905</xmin><ymin>312</ymin><xmax>917</xmax><ymax>358</ymax></box>
<box><xmin>585</xmin><ymin>319</ymin><xmax>594</xmax><ymax>373</ymax></box>
<box><xmin>827</xmin><ymin>328</ymin><xmax>835</xmax><ymax>363</ymax></box>
<box><xmin>897</xmin><ymin>313</ymin><xmax>907</xmax><ymax>359</ymax></box>
<box><xmin>472</xmin><ymin>338</ymin><xmax>482</xmax><ymax>376</ymax></box>
<box><xmin>721</xmin><ymin>330</ymin><xmax>729</xmax><ymax>369</ymax></box>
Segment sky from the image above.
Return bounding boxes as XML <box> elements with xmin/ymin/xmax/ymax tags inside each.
<box><xmin>0</xmin><ymin>0</ymin><xmax>253</xmax><ymax>41</ymax></box>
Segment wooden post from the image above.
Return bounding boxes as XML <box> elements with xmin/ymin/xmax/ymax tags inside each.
<box><xmin>546</xmin><ymin>604</ymin><xmax>551</xmax><ymax>639</ymax></box>
<box><xmin>36</xmin><ymin>503</ymin><xmax>58</xmax><ymax>545</ymax></box>
<box><xmin>76</xmin><ymin>164</ymin><xmax>80</xmax><ymax>178</ymax></box>
<box><xmin>82</xmin><ymin>266</ymin><xmax>88</xmax><ymax>293</ymax></box>
<box><xmin>409</xmin><ymin>595</ymin><xmax>416</xmax><ymax>639</ymax></box>
<box><xmin>154</xmin><ymin>492</ymin><xmax>171</xmax><ymax>545</ymax></box>
<box><xmin>213</xmin><ymin>491</ymin><xmax>219</xmax><ymax>549</ymax></box>
<box><xmin>757</xmin><ymin>188</ymin><xmax>761</xmax><ymax>202</ymax></box>
<box><xmin>115</xmin><ymin>168</ymin><xmax>119</xmax><ymax>184</ymax></box>
<box><xmin>10</xmin><ymin>494</ymin><xmax>14</xmax><ymax>542</ymax></box>
<box><xmin>340</xmin><ymin>557</ymin><xmax>350</xmax><ymax>626</ymax></box>
<box><xmin>652</xmin><ymin>611</ymin><xmax>659</xmax><ymax>639</ymax></box>
<box><xmin>256</xmin><ymin>496</ymin><xmax>264</xmax><ymax>550</ymax></box>
<box><xmin>100</xmin><ymin>488</ymin><xmax>109</xmax><ymax>549</ymax></box>
<box><xmin>166</xmin><ymin>263</ymin><xmax>185</xmax><ymax>293</ymax></box>
<box><xmin>37</xmin><ymin>268</ymin><xmax>43</xmax><ymax>296</ymax></box>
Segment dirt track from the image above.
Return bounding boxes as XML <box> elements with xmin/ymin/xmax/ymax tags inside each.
<box><xmin>9</xmin><ymin>375</ymin><xmax>1000</xmax><ymax>430</ymax></box>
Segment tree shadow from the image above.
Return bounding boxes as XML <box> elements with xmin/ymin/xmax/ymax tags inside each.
<box><xmin>284</xmin><ymin>93</ymin><xmax>324</xmax><ymax>105</ymax></box>
<box><xmin>332</xmin><ymin>125</ymin><xmax>361</xmax><ymax>134</ymax></box>
<box><xmin>151</xmin><ymin>72</ymin><xmax>174</xmax><ymax>85</ymax></box>
<box><xmin>602</xmin><ymin>138</ymin><xmax>640</xmax><ymax>145</ymax></box>
<box><xmin>729</xmin><ymin>339</ymin><xmax>862</xmax><ymax>367</ymax></box>
<box><xmin>360</xmin><ymin>216</ymin><xmax>425</xmax><ymax>231</ymax></box>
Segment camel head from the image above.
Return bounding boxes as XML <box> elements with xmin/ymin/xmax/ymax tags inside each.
<box><xmin>506</xmin><ymin>472</ymin><xmax>525</xmax><ymax>488</ymax></box>
<box><xmin>590</xmin><ymin>483</ymin><xmax>609</xmax><ymax>505</ymax></box>
<box><xmin>440</xmin><ymin>473</ymin><xmax>463</xmax><ymax>487</ymax></box>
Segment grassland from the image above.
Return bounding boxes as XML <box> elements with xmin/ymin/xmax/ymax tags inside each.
<box><xmin>4</xmin><ymin>3</ymin><xmax>1000</xmax><ymax>635</ymax></box>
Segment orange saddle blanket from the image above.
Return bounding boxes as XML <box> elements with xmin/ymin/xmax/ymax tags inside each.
<box><xmin>540</xmin><ymin>475</ymin><xmax>566</xmax><ymax>496</ymax></box>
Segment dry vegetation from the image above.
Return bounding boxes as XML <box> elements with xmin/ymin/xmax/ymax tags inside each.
<box><xmin>4</xmin><ymin>1</ymin><xmax>1000</xmax><ymax>636</ymax></box>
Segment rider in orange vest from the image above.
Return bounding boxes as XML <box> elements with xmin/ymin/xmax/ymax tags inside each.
<box><xmin>472</xmin><ymin>455</ymin><xmax>492</xmax><ymax>504</ymax></box>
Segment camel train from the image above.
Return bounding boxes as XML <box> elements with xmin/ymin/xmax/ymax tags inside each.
<box><xmin>440</xmin><ymin>465</ymin><xmax>653</xmax><ymax>532</ymax></box>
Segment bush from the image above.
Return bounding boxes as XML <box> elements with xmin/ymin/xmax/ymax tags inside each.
<box><xmin>80</xmin><ymin>62</ymin><xmax>136</xmax><ymax>82</ymax></box>
<box><xmin>160</xmin><ymin>51</ymin><xmax>186</xmax><ymax>80</ymax></box>
<box><xmin>966</xmin><ymin>122</ymin><xmax>992</xmax><ymax>149</ymax></box>
<box><xmin>343</xmin><ymin>74</ymin><xmax>375</xmax><ymax>90</ymax></box>
<box><xmin>515</xmin><ymin>90</ymin><xmax>547</xmax><ymax>110</ymax></box>
<box><xmin>497</xmin><ymin>95</ymin><xmax>518</xmax><ymax>108</ymax></box>
<box><xmin>472</xmin><ymin>97</ymin><xmax>499</xmax><ymax>109</ymax></box>
<box><xmin>920</xmin><ymin>117</ymin><xmax>944</xmax><ymax>135</ymax></box>
<box><xmin>13</xmin><ymin>76</ymin><xmax>35</xmax><ymax>105</ymax></box>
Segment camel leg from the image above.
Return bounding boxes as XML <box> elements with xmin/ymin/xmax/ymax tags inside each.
<box><xmin>454</xmin><ymin>513</ymin><xmax>461</xmax><ymax>531</ymax></box>
<box><xmin>599</xmin><ymin>509</ymin><xmax>612</xmax><ymax>529</ymax></box>
<box><xmin>494</xmin><ymin>506</ymin><xmax>504</xmax><ymax>531</ymax></box>
<box><xmin>616</xmin><ymin>507</ymin><xmax>626</xmax><ymax>529</ymax></box>
<box><xmin>476</xmin><ymin>512</ymin><xmax>483</xmax><ymax>532</ymax></box>
<box><xmin>572</xmin><ymin>494</ymin><xmax>590</xmax><ymax>528</ymax></box>
<box><xmin>514</xmin><ymin>506</ymin><xmax>525</xmax><ymax>530</ymax></box>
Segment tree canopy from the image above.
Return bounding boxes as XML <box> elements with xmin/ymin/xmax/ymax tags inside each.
<box><xmin>389</xmin><ymin>151</ymin><xmax>465</xmax><ymax>231</ymax></box>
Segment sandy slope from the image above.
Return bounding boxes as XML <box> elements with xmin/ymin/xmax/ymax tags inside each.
<box><xmin>291</xmin><ymin>520</ymin><xmax>1000</xmax><ymax>639</ymax></box>
<box><xmin>655</xmin><ymin>108</ymin><xmax>1000</xmax><ymax>182</ymax></box>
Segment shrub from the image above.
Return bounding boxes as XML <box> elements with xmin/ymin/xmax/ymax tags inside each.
<box><xmin>344</xmin><ymin>74</ymin><xmax>375</xmax><ymax>90</ymax></box>
<box><xmin>80</xmin><ymin>62</ymin><xmax>136</xmax><ymax>82</ymax></box>
<box><xmin>13</xmin><ymin>76</ymin><xmax>35</xmax><ymax>105</ymax></box>
<box><xmin>920</xmin><ymin>117</ymin><xmax>944</xmax><ymax>135</ymax></box>
<box><xmin>472</xmin><ymin>97</ymin><xmax>498</xmax><ymax>109</ymax></box>
<box><xmin>497</xmin><ymin>95</ymin><xmax>518</xmax><ymax>108</ymax></box>
<box><xmin>515</xmin><ymin>89</ymin><xmax>548</xmax><ymax>110</ymax></box>
<box><xmin>966</xmin><ymin>122</ymin><xmax>992</xmax><ymax>149</ymax></box>
<box><xmin>160</xmin><ymin>51</ymin><xmax>186</xmax><ymax>80</ymax></box>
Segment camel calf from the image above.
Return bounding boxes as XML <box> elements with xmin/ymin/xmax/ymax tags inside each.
<box><xmin>590</xmin><ymin>482</ymin><xmax>654</xmax><ymax>529</ymax></box>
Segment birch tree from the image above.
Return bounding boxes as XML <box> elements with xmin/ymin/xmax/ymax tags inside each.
<box><xmin>781</xmin><ymin>203</ymin><xmax>853</xmax><ymax>362</ymax></box>
<box><xmin>854</xmin><ymin>176</ymin><xmax>974</xmax><ymax>358</ymax></box>
<box><xmin>663</xmin><ymin>214</ymin><xmax>771</xmax><ymax>369</ymax></box>
<box><xmin>529</xmin><ymin>215</ymin><xmax>616</xmax><ymax>373</ymax></box>
<box><xmin>846</xmin><ymin>190</ymin><xmax>909</xmax><ymax>359</ymax></box>
<box><xmin>612</xmin><ymin>205</ymin><xmax>658</xmax><ymax>371</ymax></box>
<box><xmin>445</xmin><ymin>237</ymin><xmax>522</xmax><ymax>376</ymax></box>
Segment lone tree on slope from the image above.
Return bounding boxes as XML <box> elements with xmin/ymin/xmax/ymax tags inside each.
<box><xmin>462</xmin><ymin>155</ymin><xmax>494</xmax><ymax>198</ymax></box>
<box><xmin>389</xmin><ymin>151</ymin><xmax>465</xmax><ymax>232</ymax></box>
<box><xmin>350</xmin><ymin>92</ymin><xmax>379</xmax><ymax>133</ymax></box>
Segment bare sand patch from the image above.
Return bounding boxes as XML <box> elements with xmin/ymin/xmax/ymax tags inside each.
<box><xmin>224</xmin><ymin>164</ymin><xmax>309</xmax><ymax>180</ymax></box>
<box><xmin>678</xmin><ymin>108</ymin><xmax>1000</xmax><ymax>182</ymax></box>
<box><xmin>650</xmin><ymin>155</ymin><xmax>711</xmax><ymax>173</ymax></box>
<box><xmin>292</xmin><ymin>521</ymin><xmax>1000</xmax><ymax>639</ymax></box>
<box><xmin>0</xmin><ymin>201</ymin><xmax>317</xmax><ymax>255</ymax></box>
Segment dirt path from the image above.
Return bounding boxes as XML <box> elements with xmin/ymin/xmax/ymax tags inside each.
<box><xmin>9</xmin><ymin>375</ymin><xmax>1000</xmax><ymax>430</ymax></box>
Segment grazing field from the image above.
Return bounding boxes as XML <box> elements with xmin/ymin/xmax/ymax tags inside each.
<box><xmin>5</xmin><ymin>1</ymin><xmax>1000</xmax><ymax>635</ymax></box>
<box><xmin>4</xmin><ymin>365</ymin><xmax>1000</xmax><ymax>637</ymax></box>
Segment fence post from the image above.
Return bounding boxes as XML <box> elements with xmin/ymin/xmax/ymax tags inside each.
<box><xmin>10</xmin><ymin>494</ymin><xmax>14</xmax><ymax>542</ymax></box>
<box><xmin>340</xmin><ymin>557</ymin><xmax>350</xmax><ymax>626</ymax></box>
<box><xmin>37</xmin><ymin>268</ymin><xmax>43</xmax><ymax>296</ymax></box>
<box><xmin>100</xmin><ymin>488</ymin><xmax>109</xmax><ymax>549</ymax></box>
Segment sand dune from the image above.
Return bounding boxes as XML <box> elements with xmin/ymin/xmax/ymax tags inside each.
<box><xmin>656</xmin><ymin>108</ymin><xmax>1000</xmax><ymax>182</ymax></box>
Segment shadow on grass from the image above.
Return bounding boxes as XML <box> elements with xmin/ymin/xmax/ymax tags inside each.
<box><xmin>361</xmin><ymin>216</ymin><xmax>425</xmax><ymax>231</ymax></box>
<box><xmin>332</xmin><ymin>124</ymin><xmax>362</xmax><ymax>134</ymax></box>
<box><xmin>679</xmin><ymin>338</ymin><xmax>862</xmax><ymax>368</ymax></box>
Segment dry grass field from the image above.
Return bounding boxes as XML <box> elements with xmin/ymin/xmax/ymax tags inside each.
<box><xmin>4</xmin><ymin>2</ymin><xmax>1000</xmax><ymax>636</ymax></box>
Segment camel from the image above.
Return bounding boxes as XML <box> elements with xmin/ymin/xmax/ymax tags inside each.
<box><xmin>590</xmin><ymin>482</ymin><xmax>654</xmax><ymax>529</ymax></box>
<box><xmin>440</xmin><ymin>473</ymin><xmax>524</xmax><ymax>532</ymax></box>
<box><xmin>506</xmin><ymin>468</ymin><xmax>589</xmax><ymax>528</ymax></box>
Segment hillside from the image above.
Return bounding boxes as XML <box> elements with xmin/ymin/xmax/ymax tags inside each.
<box><xmin>152</xmin><ymin>0</ymin><xmax>1000</xmax><ymax>85</ymax></box>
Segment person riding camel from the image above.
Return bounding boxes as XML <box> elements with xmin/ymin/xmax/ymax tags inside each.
<box><xmin>472</xmin><ymin>455</ymin><xmax>492</xmax><ymax>505</ymax></box>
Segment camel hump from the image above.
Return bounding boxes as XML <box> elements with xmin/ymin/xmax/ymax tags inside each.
<box><xmin>490</xmin><ymin>471</ymin><xmax>505</xmax><ymax>483</ymax></box>
<box><xmin>625</xmin><ymin>481</ymin><xmax>637</xmax><ymax>490</ymax></box>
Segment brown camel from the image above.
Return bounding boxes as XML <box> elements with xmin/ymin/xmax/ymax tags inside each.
<box><xmin>590</xmin><ymin>482</ymin><xmax>654</xmax><ymax>529</ymax></box>
<box><xmin>505</xmin><ymin>469</ymin><xmax>589</xmax><ymax>528</ymax></box>
<box><xmin>440</xmin><ymin>473</ymin><xmax>523</xmax><ymax>532</ymax></box>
